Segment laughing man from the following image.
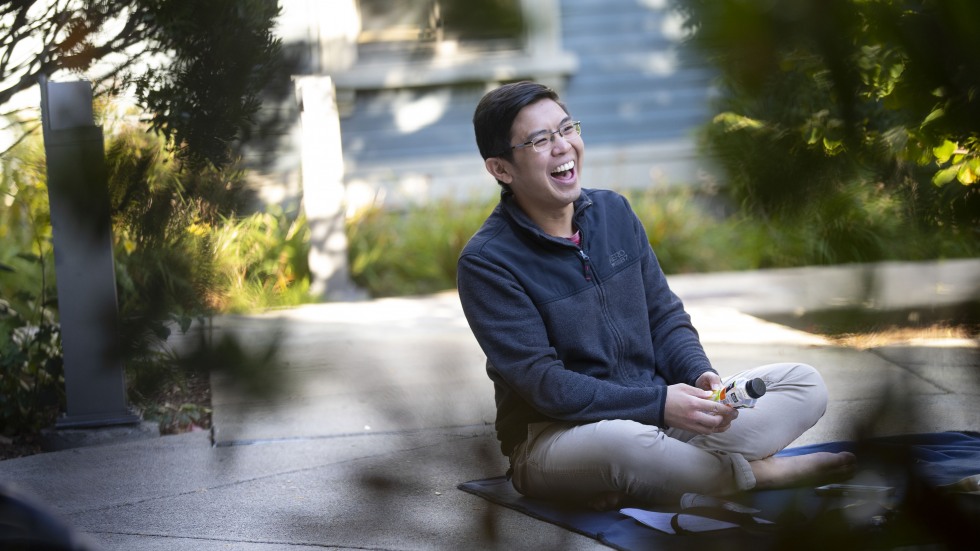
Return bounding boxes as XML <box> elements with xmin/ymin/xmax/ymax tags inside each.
<box><xmin>457</xmin><ymin>81</ymin><xmax>855</xmax><ymax>509</ymax></box>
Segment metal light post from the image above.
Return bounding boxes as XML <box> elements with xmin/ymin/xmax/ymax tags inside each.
<box><xmin>40</xmin><ymin>78</ymin><xmax>141</xmax><ymax>429</ymax></box>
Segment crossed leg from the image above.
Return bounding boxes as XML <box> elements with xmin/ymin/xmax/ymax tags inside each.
<box><xmin>510</xmin><ymin>363</ymin><xmax>855</xmax><ymax>509</ymax></box>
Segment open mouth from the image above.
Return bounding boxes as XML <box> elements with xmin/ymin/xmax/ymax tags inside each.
<box><xmin>550</xmin><ymin>160</ymin><xmax>576</xmax><ymax>182</ymax></box>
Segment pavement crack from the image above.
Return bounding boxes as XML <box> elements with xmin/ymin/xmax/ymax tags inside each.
<box><xmin>68</xmin><ymin>425</ymin><xmax>495</xmax><ymax>518</ymax></box>
<box><xmin>89</xmin><ymin>530</ymin><xmax>407</xmax><ymax>550</ymax></box>
<box><xmin>868</xmin><ymin>349</ymin><xmax>958</xmax><ymax>394</ymax></box>
<box><xmin>212</xmin><ymin>422</ymin><xmax>492</xmax><ymax>448</ymax></box>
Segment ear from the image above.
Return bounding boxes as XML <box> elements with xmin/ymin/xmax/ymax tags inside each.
<box><xmin>484</xmin><ymin>157</ymin><xmax>514</xmax><ymax>185</ymax></box>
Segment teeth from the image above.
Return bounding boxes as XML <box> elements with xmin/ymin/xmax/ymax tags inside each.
<box><xmin>551</xmin><ymin>160</ymin><xmax>575</xmax><ymax>174</ymax></box>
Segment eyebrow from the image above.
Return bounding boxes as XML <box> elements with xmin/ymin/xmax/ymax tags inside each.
<box><xmin>523</xmin><ymin>115</ymin><xmax>573</xmax><ymax>141</ymax></box>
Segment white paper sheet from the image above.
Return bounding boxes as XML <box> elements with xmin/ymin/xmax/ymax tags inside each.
<box><xmin>620</xmin><ymin>507</ymin><xmax>773</xmax><ymax>534</ymax></box>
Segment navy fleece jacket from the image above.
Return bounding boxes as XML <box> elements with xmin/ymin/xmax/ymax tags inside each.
<box><xmin>457</xmin><ymin>188</ymin><xmax>716</xmax><ymax>456</ymax></box>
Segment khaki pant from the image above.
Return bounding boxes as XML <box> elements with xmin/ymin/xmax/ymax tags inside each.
<box><xmin>509</xmin><ymin>363</ymin><xmax>829</xmax><ymax>504</ymax></box>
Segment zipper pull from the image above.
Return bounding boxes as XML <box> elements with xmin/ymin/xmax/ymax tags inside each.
<box><xmin>578</xmin><ymin>250</ymin><xmax>592</xmax><ymax>281</ymax></box>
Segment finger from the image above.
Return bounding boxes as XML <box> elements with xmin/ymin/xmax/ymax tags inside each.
<box><xmin>689</xmin><ymin>386</ymin><xmax>712</xmax><ymax>398</ymax></box>
<box><xmin>709</xmin><ymin>408</ymin><xmax>738</xmax><ymax>431</ymax></box>
<box><xmin>712</xmin><ymin>418</ymin><xmax>733</xmax><ymax>433</ymax></box>
<box><xmin>701</xmin><ymin>411</ymin><xmax>727</xmax><ymax>432</ymax></box>
<box><xmin>715</xmin><ymin>416</ymin><xmax>734</xmax><ymax>431</ymax></box>
<box><xmin>707</xmin><ymin>404</ymin><xmax>732</xmax><ymax>418</ymax></box>
<box><xmin>702</xmin><ymin>406</ymin><xmax>731</xmax><ymax>425</ymax></box>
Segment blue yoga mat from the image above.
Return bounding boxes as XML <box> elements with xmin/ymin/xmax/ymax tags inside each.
<box><xmin>458</xmin><ymin>431</ymin><xmax>980</xmax><ymax>550</ymax></box>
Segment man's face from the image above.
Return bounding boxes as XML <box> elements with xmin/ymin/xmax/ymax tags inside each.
<box><xmin>493</xmin><ymin>99</ymin><xmax>584</xmax><ymax>220</ymax></box>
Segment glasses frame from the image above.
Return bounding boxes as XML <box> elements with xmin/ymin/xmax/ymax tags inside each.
<box><xmin>499</xmin><ymin>121</ymin><xmax>582</xmax><ymax>156</ymax></box>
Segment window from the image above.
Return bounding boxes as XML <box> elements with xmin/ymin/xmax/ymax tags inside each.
<box><xmin>330</xmin><ymin>0</ymin><xmax>577</xmax><ymax>90</ymax></box>
<box><xmin>357</xmin><ymin>0</ymin><xmax>525</xmax><ymax>58</ymax></box>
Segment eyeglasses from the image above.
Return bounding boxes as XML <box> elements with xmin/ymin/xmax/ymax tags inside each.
<box><xmin>507</xmin><ymin>121</ymin><xmax>582</xmax><ymax>154</ymax></box>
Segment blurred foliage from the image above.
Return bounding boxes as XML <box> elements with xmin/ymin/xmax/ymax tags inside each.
<box><xmin>0</xmin><ymin>110</ymin><xmax>310</xmax><ymax>435</ymax></box>
<box><xmin>348</xmin><ymin>185</ymin><xmax>980</xmax><ymax>299</ymax></box>
<box><xmin>143</xmin><ymin>399</ymin><xmax>211</xmax><ymax>435</ymax></box>
<box><xmin>0</xmin><ymin>132</ymin><xmax>62</xmax><ymax>435</ymax></box>
<box><xmin>358</xmin><ymin>0</ymin><xmax>523</xmax><ymax>46</ymax></box>
<box><xmin>135</xmin><ymin>0</ymin><xmax>282</xmax><ymax>168</ymax></box>
<box><xmin>674</xmin><ymin>0</ymin><xmax>979</xmax><ymax>261</ymax></box>
<box><xmin>627</xmin><ymin>188</ymin><xmax>765</xmax><ymax>273</ymax></box>
<box><xmin>348</xmin><ymin>197</ymin><xmax>496</xmax><ymax>297</ymax></box>
<box><xmin>0</xmin><ymin>261</ymin><xmax>63</xmax><ymax>435</ymax></box>
<box><xmin>1</xmin><ymin>0</ymin><xmax>281</xmax><ymax>168</ymax></box>
<box><xmin>207</xmin><ymin>205</ymin><xmax>312</xmax><ymax>314</ymax></box>
<box><xmin>0</xmin><ymin>297</ymin><xmax>63</xmax><ymax>435</ymax></box>
<box><xmin>637</xmin><ymin>182</ymin><xmax>978</xmax><ymax>269</ymax></box>
<box><xmin>439</xmin><ymin>0</ymin><xmax>525</xmax><ymax>42</ymax></box>
<box><xmin>0</xmin><ymin>0</ymin><xmax>289</xmax><ymax>438</ymax></box>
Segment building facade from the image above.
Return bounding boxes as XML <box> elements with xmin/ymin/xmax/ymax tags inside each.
<box><xmin>241</xmin><ymin>0</ymin><xmax>718</xmax><ymax>296</ymax></box>
<box><xmin>249</xmin><ymin>0</ymin><xmax>717</xmax><ymax>213</ymax></box>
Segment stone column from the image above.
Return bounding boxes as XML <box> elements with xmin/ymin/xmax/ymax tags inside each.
<box><xmin>296</xmin><ymin>76</ymin><xmax>361</xmax><ymax>300</ymax></box>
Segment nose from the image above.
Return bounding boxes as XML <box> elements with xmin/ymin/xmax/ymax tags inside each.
<box><xmin>551</xmin><ymin>132</ymin><xmax>572</xmax><ymax>153</ymax></box>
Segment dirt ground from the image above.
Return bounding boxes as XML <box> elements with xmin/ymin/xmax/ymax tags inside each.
<box><xmin>0</xmin><ymin>370</ymin><xmax>211</xmax><ymax>461</ymax></box>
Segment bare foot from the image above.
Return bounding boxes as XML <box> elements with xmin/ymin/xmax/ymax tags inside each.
<box><xmin>587</xmin><ymin>490</ymin><xmax>628</xmax><ymax>511</ymax></box>
<box><xmin>750</xmin><ymin>452</ymin><xmax>857</xmax><ymax>490</ymax></box>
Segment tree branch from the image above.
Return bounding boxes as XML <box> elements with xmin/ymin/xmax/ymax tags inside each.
<box><xmin>0</xmin><ymin>121</ymin><xmax>40</xmax><ymax>158</ymax></box>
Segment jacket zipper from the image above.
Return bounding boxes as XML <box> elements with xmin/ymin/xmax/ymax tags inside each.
<box><xmin>577</xmin><ymin>245</ymin><xmax>627</xmax><ymax>375</ymax></box>
<box><xmin>572</xmin><ymin>198</ymin><xmax>593</xmax><ymax>282</ymax></box>
<box><xmin>577</xmin><ymin>249</ymin><xmax>592</xmax><ymax>281</ymax></box>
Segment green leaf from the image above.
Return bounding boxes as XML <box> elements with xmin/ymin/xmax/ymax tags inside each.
<box><xmin>933</xmin><ymin>140</ymin><xmax>957</xmax><ymax>163</ymax></box>
<box><xmin>14</xmin><ymin>252</ymin><xmax>40</xmax><ymax>263</ymax></box>
<box><xmin>822</xmin><ymin>137</ymin><xmax>844</xmax><ymax>155</ymax></box>
<box><xmin>177</xmin><ymin>314</ymin><xmax>193</xmax><ymax>334</ymax></box>
<box><xmin>932</xmin><ymin>165</ymin><xmax>960</xmax><ymax>186</ymax></box>
<box><xmin>957</xmin><ymin>163</ymin><xmax>976</xmax><ymax>185</ymax></box>
<box><xmin>888</xmin><ymin>62</ymin><xmax>904</xmax><ymax>81</ymax></box>
<box><xmin>806</xmin><ymin>127</ymin><xmax>821</xmax><ymax>145</ymax></box>
<box><xmin>922</xmin><ymin>107</ymin><xmax>945</xmax><ymax>126</ymax></box>
<box><xmin>712</xmin><ymin>112</ymin><xmax>765</xmax><ymax>132</ymax></box>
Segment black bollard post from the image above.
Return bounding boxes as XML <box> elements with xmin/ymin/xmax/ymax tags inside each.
<box><xmin>39</xmin><ymin>78</ymin><xmax>141</xmax><ymax>432</ymax></box>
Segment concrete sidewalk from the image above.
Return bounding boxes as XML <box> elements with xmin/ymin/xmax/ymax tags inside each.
<box><xmin>1</xmin><ymin>260</ymin><xmax>977</xmax><ymax>550</ymax></box>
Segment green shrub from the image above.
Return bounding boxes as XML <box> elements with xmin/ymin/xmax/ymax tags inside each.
<box><xmin>680</xmin><ymin>0</ymin><xmax>980</xmax><ymax>259</ymax></box>
<box><xmin>347</xmin><ymin>197</ymin><xmax>496</xmax><ymax>297</ymax></box>
<box><xmin>346</xmin><ymin>184</ymin><xmax>980</xmax><ymax>299</ymax></box>
<box><xmin>209</xmin><ymin>205</ymin><xmax>312</xmax><ymax>313</ymax></box>
<box><xmin>1</xmin><ymin>119</ymin><xmax>311</xmax><ymax>436</ymax></box>
<box><xmin>345</xmin><ymin>188</ymin><xmax>747</xmax><ymax>298</ymax></box>
<box><xmin>624</xmin><ymin>187</ymin><xmax>768</xmax><ymax>273</ymax></box>
<box><xmin>0</xmin><ymin>277</ymin><xmax>63</xmax><ymax>435</ymax></box>
<box><xmin>1</xmin><ymin>137</ymin><xmax>63</xmax><ymax>435</ymax></box>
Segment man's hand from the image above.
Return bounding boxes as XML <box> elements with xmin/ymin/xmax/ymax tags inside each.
<box><xmin>695</xmin><ymin>371</ymin><xmax>723</xmax><ymax>392</ymax></box>
<box><xmin>664</xmin><ymin>383</ymin><xmax>738</xmax><ymax>435</ymax></box>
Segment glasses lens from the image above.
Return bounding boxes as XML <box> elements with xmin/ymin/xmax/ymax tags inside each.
<box><xmin>529</xmin><ymin>122</ymin><xmax>581</xmax><ymax>152</ymax></box>
<box><xmin>561</xmin><ymin>122</ymin><xmax>580</xmax><ymax>137</ymax></box>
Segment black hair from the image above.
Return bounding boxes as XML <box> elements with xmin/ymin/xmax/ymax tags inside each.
<box><xmin>472</xmin><ymin>81</ymin><xmax>566</xmax><ymax>162</ymax></box>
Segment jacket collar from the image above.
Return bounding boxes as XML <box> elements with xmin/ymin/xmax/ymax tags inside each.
<box><xmin>499</xmin><ymin>188</ymin><xmax>594</xmax><ymax>246</ymax></box>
